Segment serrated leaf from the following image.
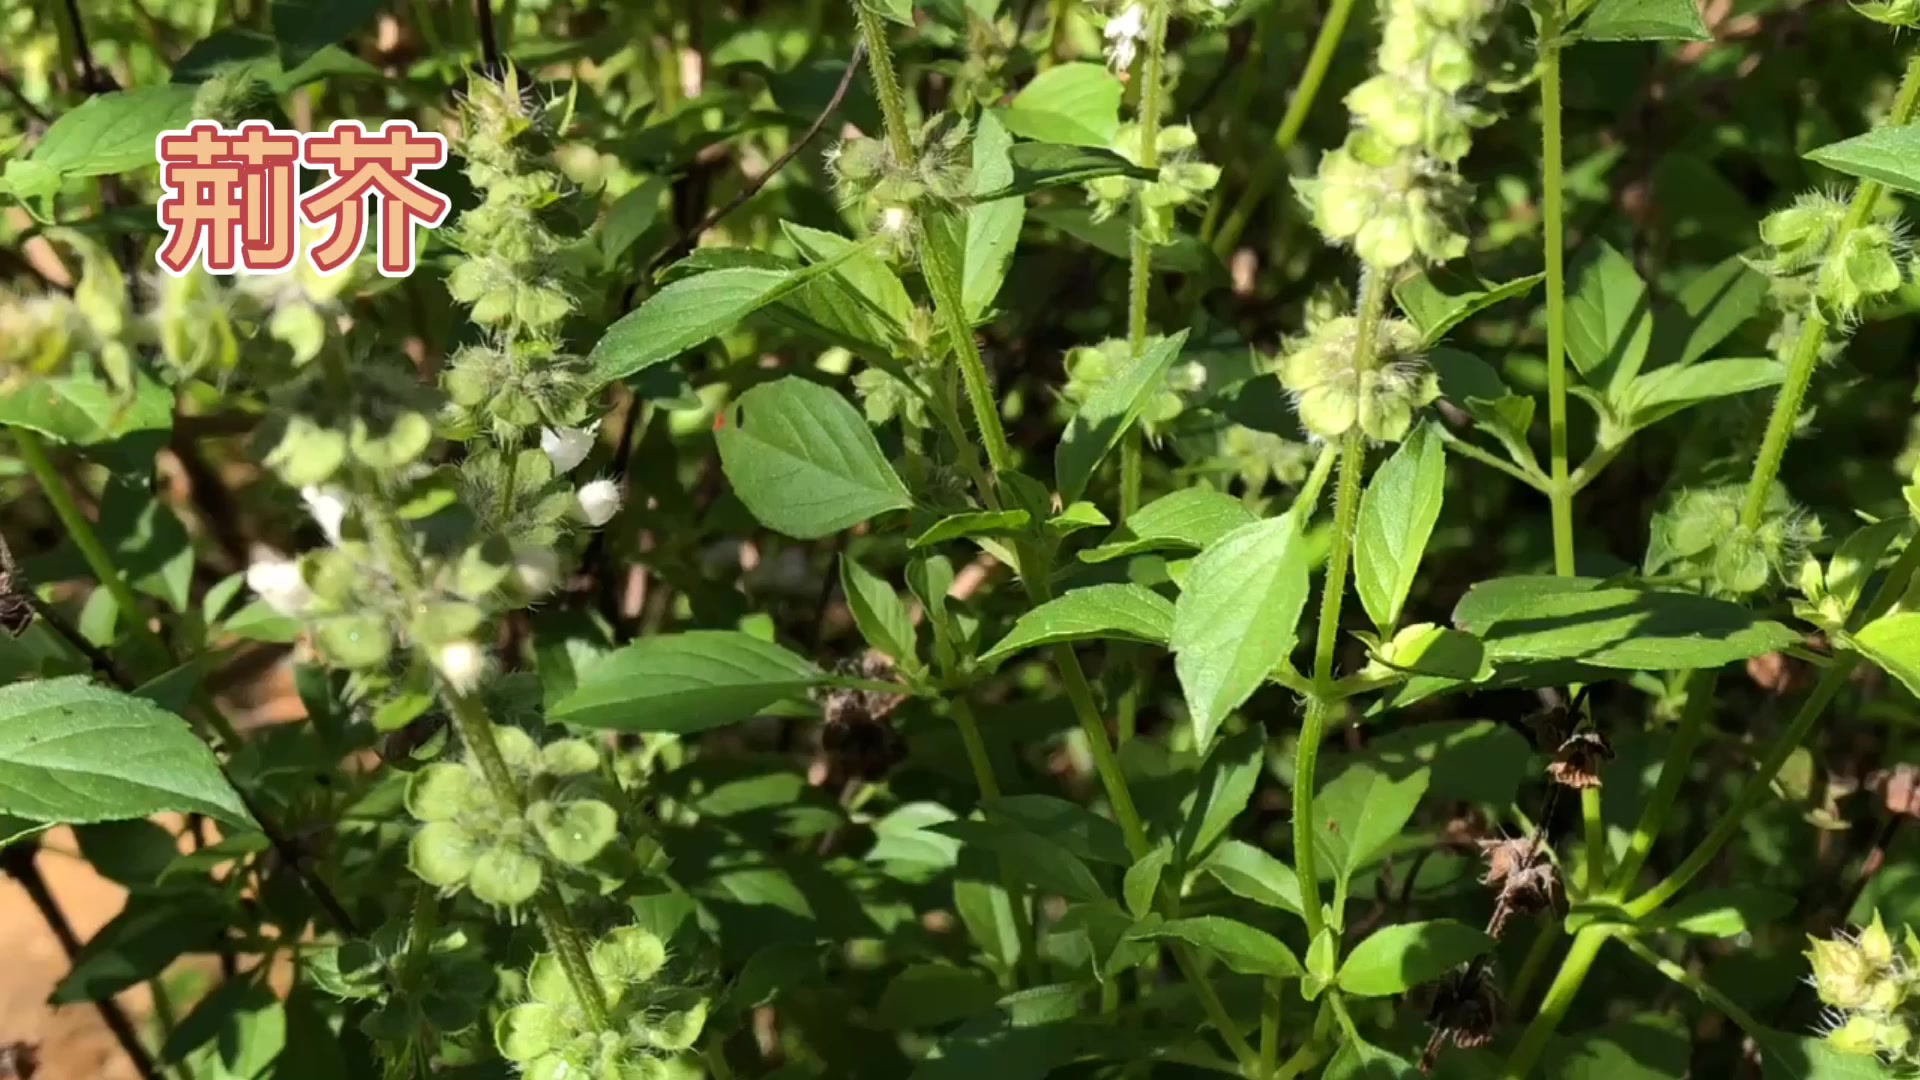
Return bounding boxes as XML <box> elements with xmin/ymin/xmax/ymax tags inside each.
<box><xmin>911</xmin><ymin>509</ymin><xmax>1031</xmax><ymax>549</ymax></box>
<box><xmin>784</xmin><ymin>222</ymin><xmax>914</xmax><ymax>341</ymax></box>
<box><xmin>1429</xmin><ymin>347</ymin><xmax>1538</xmax><ymax>467</ymax></box>
<box><xmin>1664</xmin><ymin>254</ymin><xmax>1770</xmax><ymax>366</ymax></box>
<box><xmin>716</xmin><ymin>377</ymin><xmax>913</xmax><ymax>539</ymax></box>
<box><xmin>0</xmin><ymin>373</ymin><xmax>174</xmax><ymax>445</ymax></box>
<box><xmin>973</xmin><ymin>143</ymin><xmax>1154</xmax><ymax>200</ymax></box>
<box><xmin>1456</xmin><ymin>576</ymin><xmax>1801</xmax><ymax>670</ymax></box>
<box><xmin>1055</xmin><ymin>331</ymin><xmax>1189</xmax><ymax>503</ymax></box>
<box><xmin>997</xmin><ymin>62</ymin><xmax>1123</xmax><ymax>147</ymax></box>
<box><xmin>1178</xmin><ymin>727</ymin><xmax>1263</xmax><ymax>867</ymax></box>
<box><xmin>1806</xmin><ymin>123</ymin><xmax>1920</xmax><ymax>197</ymax></box>
<box><xmin>1356</xmin><ymin>423</ymin><xmax>1446</xmax><ymax>634</ymax></box>
<box><xmin>979</xmin><ymin>584</ymin><xmax>1173</xmax><ymax>665</ymax></box>
<box><xmin>1574</xmin><ymin>0</ymin><xmax>1710</xmax><ymax>40</ymax></box>
<box><xmin>1129</xmin><ymin>916</ymin><xmax>1303</xmax><ymax>977</ymax></box>
<box><xmin>1080</xmin><ymin>486</ymin><xmax>1257</xmax><ymax>563</ymax></box>
<box><xmin>1393</xmin><ymin>270</ymin><xmax>1545</xmax><ymax>348</ymax></box>
<box><xmin>1172</xmin><ymin>513</ymin><xmax>1311</xmax><ymax>746</ymax></box>
<box><xmin>0</xmin><ymin>677</ymin><xmax>252</xmax><ymax>828</ymax></box>
<box><xmin>1337</xmin><ymin>919</ymin><xmax>1492</xmax><ymax>996</ymax></box>
<box><xmin>551</xmin><ymin>631</ymin><xmax>825</xmax><ymax>732</ymax></box>
<box><xmin>841</xmin><ymin>557</ymin><xmax>919</xmax><ymax>669</ymax></box>
<box><xmin>27</xmin><ymin>86</ymin><xmax>198</xmax><ymax>178</ymax></box>
<box><xmin>1201</xmin><ymin>839</ymin><xmax>1303</xmax><ymax>914</ymax></box>
<box><xmin>965</xmin><ymin>110</ymin><xmax>1025</xmax><ymax>318</ymax></box>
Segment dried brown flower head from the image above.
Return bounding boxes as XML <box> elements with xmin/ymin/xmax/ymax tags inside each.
<box><xmin>1479</xmin><ymin>836</ymin><xmax>1563</xmax><ymax>937</ymax></box>
<box><xmin>1547</xmin><ymin>731</ymin><xmax>1614</xmax><ymax>790</ymax></box>
<box><xmin>1428</xmin><ymin>967</ymin><xmax>1502</xmax><ymax>1050</ymax></box>
<box><xmin>0</xmin><ymin>535</ymin><xmax>31</xmax><ymax>637</ymax></box>
<box><xmin>812</xmin><ymin>652</ymin><xmax>909</xmax><ymax>786</ymax></box>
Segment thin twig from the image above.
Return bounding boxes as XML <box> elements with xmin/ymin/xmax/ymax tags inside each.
<box><xmin>2</xmin><ymin>843</ymin><xmax>163</xmax><ymax>1080</ymax></box>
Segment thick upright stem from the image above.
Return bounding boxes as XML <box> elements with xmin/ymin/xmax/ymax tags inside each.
<box><xmin>1128</xmin><ymin>3</ymin><xmax>1169</xmax><ymax>357</ymax></box>
<box><xmin>1208</xmin><ymin>0</ymin><xmax>1359</xmax><ymax>256</ymax></box>
<box><xmin>1500</xmin><ymin>926</ymin><xmax>1610</xmax><ymax>1079</ymax></box>
<box><xmin>1539</xmin><ymin>37</ymin><xmax>1574</xmax><ymax>577</ymax></box>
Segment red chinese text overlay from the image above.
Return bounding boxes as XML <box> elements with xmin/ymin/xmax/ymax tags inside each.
<box><xmin>154</xmin><ymin>119</ymin><xmax>450</xmax><ymax>278</ymax></box>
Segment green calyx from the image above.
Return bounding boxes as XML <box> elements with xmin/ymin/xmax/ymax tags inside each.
<box><xmin>496</xmin><ymin>927</ymin><xmax>710</xmax><ymax>1077</ymax></box>
<box><xmin>1644</xmin><ymin>485</ymin><xmax>1825</xmax><ymax>599</ymax></box>
<box><xmin>1276</xmin><ymin>314</ymin><xmax>1437</xmax><ymax>442</ymax></box>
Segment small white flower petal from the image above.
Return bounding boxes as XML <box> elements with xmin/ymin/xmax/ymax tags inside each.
<box><xmin>433</xmin><ymin>640</ymin><xmax>489</xmax><ymax>695</ymax></box>
<box><xmin>300</xmin><ymin>485</ymin><xmax>349</xmax><ymax>546</ymax></box>
<box><xmin>512</xmin><ymin>548</ymin><xmax>562</xmax><ymax>596</ymax></box>
<box><xmin>246</xmin><ymin>554</ymin><xmax>312</xmax><ymax>617</ymax></box>
<box><xmin>540</xmin><ymin>420</ymin><xmax>600</xmax><ymax>475</ymax></box>
<box><xmin>575</xmin><ymin>479</ymin><xmax>622</xmax><ymax>528</ymax></box>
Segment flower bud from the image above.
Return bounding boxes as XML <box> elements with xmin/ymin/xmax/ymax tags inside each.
<box><xmin>410</xmin><ymin>820</ymin><xmax>481</xmax><ymax>887</ymax></box>
<box><xmin>513</xmin><ymin>547</ymin><xmax>563</xmax><ymax>596</ymax></box>
<box><xmin>245</xmin><ymin>553</ymin><xmax>312</xmax><ymax>617</ymax></box>
<box><xmin>576</xmin><ymin>479</ymin><xmax>623</xmax><ymax>527</ymax></box>
<box><xmin>434</xmin><ymin>640</ymin><xmax>490</xmax><ymax>694</ymax></box>
<box><xmin>301</xmin><ymin>485</ymin><xmax>350</xmax><ymax>546</ymax></box>
<box><xmin>317</xmin><ymin>614</ymin><xmax>393</xmax><ymax>669</ymax></box>
<box><xmin>541</xmin><ymin>422</ymin><xmax>600</xmax><ymax>474</ymax></box>
<box><xmin>531</xmin><ymin>798</ymin><xmax>618</xmax><ymax>865</ymax></box>
<box><xmin>469</xmin><ymin>843</ymin><xmax>543</xmax><ymax>908</ymax></box>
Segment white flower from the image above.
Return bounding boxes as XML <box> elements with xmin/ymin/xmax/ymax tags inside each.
<box><xmin>433</xmin><ymin>640</ymin><xmax>489</xmax><ymax>695</ymax></box>
<box><xmin>879</xmin><ymin>205</ymin><xmax>913</xmax><ymax>237</ymax></box>
<box><xmin>245</xmin><ymin>552</ymin><xmax>312</xmax><ymax>617</ymax></box>
<box><xmin>1105</xmin><ymin>3</ymin><xmax>1148</xmax><ymax>72</ymax></box>
<box><xmin>300</xmin><ymin>485</ymin><xmax>349</xmax><ymax>546</ymax></box>
<box><xmin>513</xmin><ymin>547</ymin><xmax>562</xmax><ymax>596</ymax></box>
<box><xmin>541</xmin><ymin>420</ymin><xmax>600</xmax><ymax>475</ymax></box>
<box><xmin>576</xmin><ymin>479</ymin><xmax>622</xmax><ymax>528</ymax></box>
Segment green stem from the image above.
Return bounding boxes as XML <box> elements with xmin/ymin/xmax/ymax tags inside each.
<box><xmin>1044</xmin><ymin>0</ymin><xmax>1072</xmax><ymax>65</ymax></box>
<box><xmin>1618</xmin><ymin>934</ymin><xmax>1770</xmax><ymax>1039</ymax></box>
<box><xmin>950</xmin><ymin>696</ymin><xmax>1042</xmax><ymax>986</ymax></box>
<box><xmin>1507</xmin><ymin>918</ymin><xmax>1562</xmax><ymax>1008</ymax></box>
<box><xmin>1579</xmin><ymin>787</ymin><xmax>1605</xmax><ymax>893</ymax></box>
<box><xmin>853</xmin><ymin>2</ymin><xmax>1014</xmax><ymax>480</ymax></box>
<box><xmin>1272</xmin><ymin>1040</ymin><xmax>1329</xmax><ymax>1080</ymax></box>
<box><xmin>13</xmin><ymin>428</ymin><xmax>161</xmax><ymax>650</ymax></box>
<box><xmin>1128</xmin><ymin>3</ymin><xmax>1168</xmax><ymax>356</ymax></box>
<box><xmin>1500</xmin><ymin>926</ymin><xmax>1611</xmax><ymax>1079</ymax></box>
<box><xmin>1607</xmin><ymin>670</ymin><xmax>1716</xmax><ymax>895</ymax></box>
<box><xmin>1296</xmin><ymin>441</ymin><xmax>1340</xmax><ymax>515</ymax></box>
<box><xmin>1436</xmin><ymin>428</ymin><xmax>1548</xmax><ymax>490</ymax></box>
<box><xmin>1740</xmin><ymin>52</ymin><xmax>1920</xmax><ymax>529</ymax></box>
<box><xmin>1208</xmin><ymin>0</ymin><xmax>1360</xmax><ymax>257</ymax></box>
<box><xmin>1539</xmin><ymin>32</ymin><xmax>1574</xmax><ymax>579</ymax></box>
<box><xmin>1292</xmin><ymin>274</ymin><xmax>1385</xmax><ymax>946</ymax></box>
<box><xmin>1259</xmin><ymin>981</ymin><xmax>1282</xmax><ymax>1076</ymax></box>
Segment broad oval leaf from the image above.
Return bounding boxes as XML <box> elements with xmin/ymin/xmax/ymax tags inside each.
<box><xmin>0</xmin><ymin>676</ymin><xmax>252</xmax><ymax>828</ymax></box>
<box><xmin>1574</xmin><ymin>0</ymin><xmax>1710</xmax><ymax>41</ymax></box>
<box><xmin>841</xmin><ymin>557</ymin><xmax>919</xmax><ymax>670</ymax></box>
<box><xmin>1393</xmin><ymin>269</ymin><xmax>1545</xmax><ymax>348</ymax></box>
<box><xmin>551</xmin><ymin>630</ymin><xmax>824</xmax><ymax>732</ymax></box>
<box><xmin>1055</xmin><ymin>330</ymin><xmax>1189</xmax><ymax>503</ymax></box>
<box><xmin>1080</xmin><ymin>486</ymin><xmax>1257</xmax><ymax>563</ymax></box>
<box><xmin>1337</xmin><ymin>919</ymin><xmax>1492</xmax><ymax>997</ymax></box>
<box><xmin>930</xmin><ymin>819</ymin><xmax>1108</xmax><ymax>901</ymax></box>
<box><xmin>1128</xmin><ymin>916</ymin><xmax>1303</xmax><ymax>978</ymax></box>
<box><xmin>0</xmin><ymin>373</ymin><xmax>175</xmax><ymax>445</ymax></box>
<box><xmin>1315</xmin><ymin>762</ymin><xmax>1429</xmax><ymax>891</ymax></box>
<box><xmin>1356</xmin><ymin>422</ymin><xmax>1446</xmax><ymax>634</ymax></box>
<box><xmin>716</xmin><ymin>376</ymin><xmax>913</xmax><ymax>539</ymax></box>
<box><xmin>1201</xmin><ymin>839</ymin><xmax>1304</xmax><ymax>914</ymax></box>
<box><xmin>911</xmin><ymin>509</ymin><xmax>1032</xmax><ymax>549</ymax></box>
<box><xmin>28</xmin><ymin>86</ymin><xmax>198</xmax><ymax>177</ymax></box>
<box><xmin>965</xmin><ymin>110</ymin><xmax>1025</xmax><ymax>318</ymax></box>
<box><xmin>1807</xmin><ymin>124</ymin><xmax>1920</xmax><ymax>198</ymax></box>
<box><xmin>979</xmin><ymin>583</ymin><xmax>1174</xmax><ymax>665</ymax></box>
<box><xmin>1172</xmin><ymin>512</ymin><xmax>1311</xmax><ymax>747</ymax></box>
<box><xmin>1455</xmin><ymin>576</ymin><xmax>1800</xmax><ymax>671</ymax></box>
<box><xmin>998</xmin><ymin>62</ymin><xmax>1123</xmax><ymax>147</ymax></box>
<box><xmin>1851</xmin><ymin>611</ymin><xmax>1920</xmax><ymax>697</ymax></box>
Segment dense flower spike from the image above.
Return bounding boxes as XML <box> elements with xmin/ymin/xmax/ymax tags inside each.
<box><xmin>1807</xmin><ymin>915</ymin><xmax>1920</xmax><ymax>1069</ymax></box>
<box><xmin>495</xmin><ymin>927</ymin><xmax>710</xmax><ymax>1080</ymax></box>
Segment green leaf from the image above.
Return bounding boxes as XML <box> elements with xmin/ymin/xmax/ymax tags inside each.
<box><xmin>1172</xmin><ymin>513</ymin><xmax>1312</xmax><ymax>746</ymax></box>
<box><xmin>1323</xmin><ymin>1038</ymin><xmax>1420</xmax><ymax>1079</ymax></box>
<box><xmin>1129</xmin><ymin>916</ymin><xmax>1303</xmax><ymax>978</ymax></box>
<box><xmin>1574</xmin><ymin>0</ymin><xmax>1710</xmax><ymax>40</ymax></box>
<box><xmin>973</xmin><ymin>143</ymin><xmax>1155</xmax><ymax>200</ymax></box>
<box><xmin>841</xmin><ymin>557</ymin><xmax>919</xmax><ymax>670</ymax></box>
<box><xmin>1825</xmin><ymin>518</ymin><xmax>1908</xmax><ymax>622</ymax></box>
<box><xmin>876</xmin><ymin>965</ymin><xmax>1003</xmax><ymax>1030</ymax></box>
<box><xmin>1567</xmin><ymin>240</ymin><xmax>1655</xmax><ymax>395</ymax></box>
<box><xmin>162</xmin><ymin>978</ymin><xmax>287</xmax><ymax>1077</ymax></box>
<box><xmin>1055</xmin><ymin>330</ymin><xmax>1189</xmax><ymax>503</ymax></box>
<box><xmin>1621</xmin><ymin>357</ymin><xmax>1785</xmax><ymax>431</ymax></box>
<box><xmin>1852</xmin><ymin>611</ymin><xmax>1920</xmax><ymax>697</ymax></box>
<box><xmin>0</xmin><ymin>677</ymin><xmax>252</xmax><ymax>828</ymax></box>
<box><xmin>75</xmin><ymin>819</ymin><xmax>181</xmax><ymax>886</ymax></box>
<box><xmin>965</xmin><ymin>110</ymin><xmax>1026</xmax><ymax>318</ymax></box>
<box><xmin>1456</xmin><ymin>576</ymin><xmax>1801</xmax><ymax>670</ymax></box>
<box><xmin>0</xmin><ymin>373</ymin><xmax>174</xmax><ymax>445</ymax></box>
<box><xmin>997</xmin><ymin>63</ymin><xmax>1123</xmax><ymax>147</ymax></box>
<box><xmin>55</xmin><ymin>888</ymin><xmax>231</xmax><ymax>1003</ymax></box>
<box><xmin>1756</xmin><ymin>1026</ymin><xmax>1896</xmax><ymax>1080</ymax></box>
<box><xmin>270</xmin><ymin>0</ymin><xmax>383</xmax><ymax>66</ymax></box>
<box><xmin>1665</xmin><ymin>254</ymin><xmax>1770</xmax><ymax>366</ymax></box>
<box><xmin>1355</xmin><ymin>422</ymin><xmax>1446</xmax><ymax>634</ymax></box>
<box><xmin>1371</xmin><ymin>623</ymin><xmax>1491</xmax><ymax>681</ymax></box>
<box><xmin>1650</xmin><ymin>886</ymin><xmax>1795</xmax><ymax>937</ymax></box>
<box><xmin>551</xmin><ymin>631</ymin><xmax>824</xmax><ymax>732</ymax></box>
<box><xmin>1315</xmin><ymin>762</ymin><xmax>1429</xmax><ymax>890</ymax></box>
<box><xmin>716</xmin><ymin>376</ymin><xmax>913</xmax><ymax>539</ymax></box>
<box><xmin>1392</xmin><ymin>269</ymin><xmax>1545</xmax><ymax>348</ymax></box>
<box><xmin>590</xmin><ymin>248</ymin><xmax>870</xmax><ymax>385</ymax></box>
<box><xmin>1430</xmin><ymin>347</ymin><xmax>1538</xmax><ymax>468</ymax></box>
<box><xmin>932</xmin><ymin>819</ymin><xmax>1108</xmax><ymax>901</ymax></box>
<box><xmin>862</xmin><ymin>0</ymin><xmax>915</xmax><ymax>25</ymax></box>
<box><xmin>1337</xmin><ymin>919</ymin><xmax>1492</xmax><ymax>996</ymax></box>
<box><xmin>1124</xmin><ymin>844</ymin><xmax>1172</xmax><ymax>917</ymax></box>
<box><xmin>979</xmin><ymin>583</ymin><xmax>1173</xmax><ymax>665</ymax></box>
<box><xmin>1201</xmin><ymin>839</ymin><xmax>1304</xmax><ymax>914</ymax></box>
<box><xmin>1547</xmin><ymin>1018</ymin><xmax>1692</xmax><ymax>1079</ymax></box>
<box><xmin>1806</xmin><ymin>123</ymin><xmax>1920</xmax><ymax>197</ymax></box>
<box><xmin>599</xmin><ymin>176</ymin><xmax>669</xmax><ymax>267</ymax></box>
<box><xmin>911</xmin><ymin>509</ymin><xmax>1032</xmax><ymax>549</ymax></box>
<box><xmin>1178</xmin><ymin>727</ymin><xmax>1264</xmax><ymax>867</ymax></box>
<box><xmin>983</xmin><ymin>795</ymin><xmax>1131</xmax><ymax>866</ymax></box>
<box><xmin>27</xmin><ymin>86</ymin><xmax>198</xmax><ymax>178</ymax></box>
<box><xmin>1080</xmin><ymin>486</ymin><xmax>1257</xmax><ymax>563</ymax></box>
<box><xmin>784</xmin><ymin>222</ymin><xmax>915</xmax><ymax>340</ymax></box>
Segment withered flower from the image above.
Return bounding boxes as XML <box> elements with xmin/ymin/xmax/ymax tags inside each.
<box><xmin>1547</xmin><ymin>730</ymin><xmax>1614</xmax><ymax>790</ymax></box>
<box><xmin>1479</xmin><ymin>836</ymin><xmax>1563</xmax><ymax>937</ymax></box>
<box><xmin>1428</xmin><ymin>967</ymin><xmax>1502</xmax><ymax>1050</ymax></box>
<box><xmin>813</xmin><ymin>652</ymin><xmax>909</xmax><ymax>786</ymax></box>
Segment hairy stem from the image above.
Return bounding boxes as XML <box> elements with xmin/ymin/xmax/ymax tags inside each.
<box><xmin>1540</xmin><ymin>33</ymin><xmax>1574</xmax><ymax>575</ymax></box>
<box><xmin>1293</xmin><ymin>275</ymin><xmax>1385</xmax><ymax>946</ymax></box>
<box><xmin>1208</xmin><ymin>0</ymin><xmax>1359</xmax><ymax>256</ymax></box>
<box><xmin>1740</xmin><ymin>52</ymin><xmax>1920</xmax><ymax>529</ymax></box>
<box><xmin>1128</xmin><ymin>3</ymin><xmax>1169</xmax><ymax>356</ymax></box>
